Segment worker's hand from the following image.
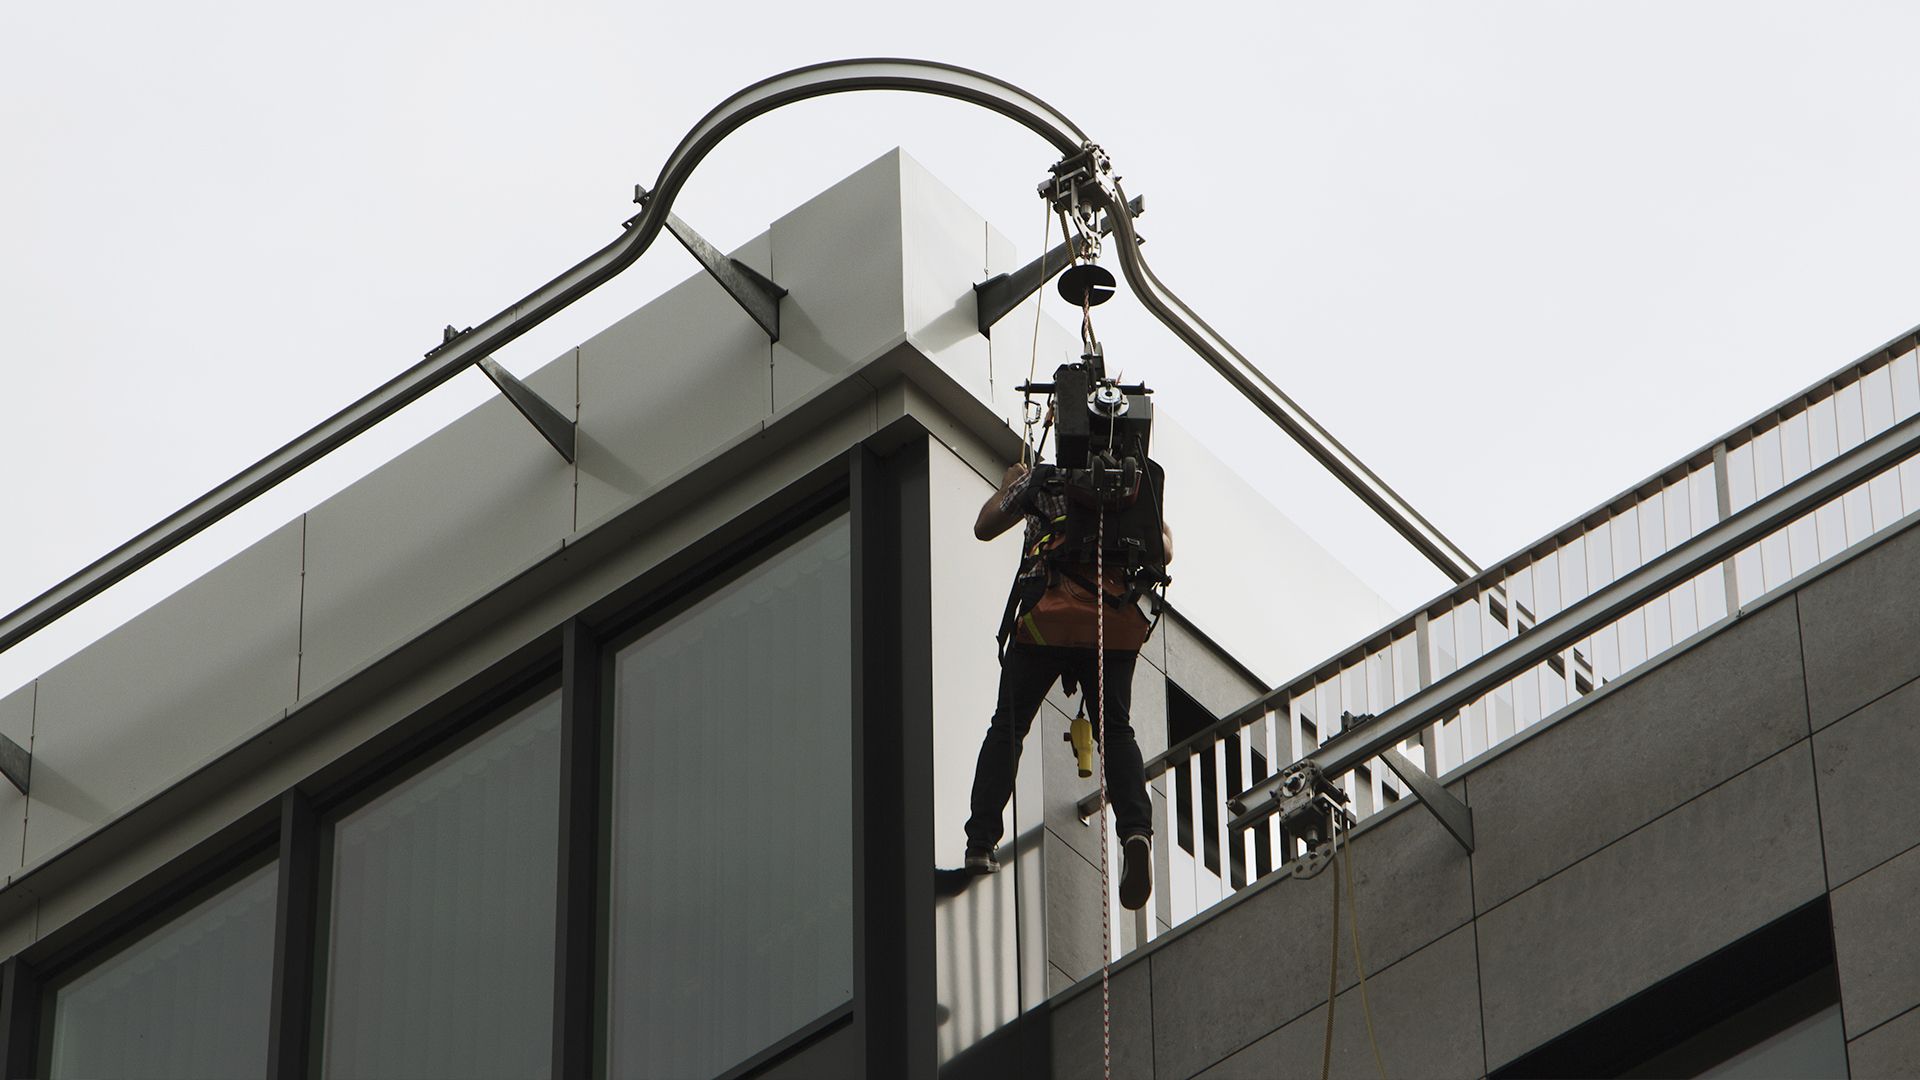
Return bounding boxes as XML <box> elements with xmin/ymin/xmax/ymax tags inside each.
<box><xmin>977</xmin><ymin>462</ymin><xmax>1032</xmax><ymax>541</ymax></box>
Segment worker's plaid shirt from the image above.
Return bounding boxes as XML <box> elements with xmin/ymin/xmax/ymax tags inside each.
<box><xmin>1003</xmin><ymin>468</ymin><xmax>1069</xmax><ymax>587</ymax></box>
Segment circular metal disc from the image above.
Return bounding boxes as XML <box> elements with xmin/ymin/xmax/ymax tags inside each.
<box><xmin>1058</xmin><ymin>263</ymin><xmax>1118</xmax><ymax>306</ymax></box>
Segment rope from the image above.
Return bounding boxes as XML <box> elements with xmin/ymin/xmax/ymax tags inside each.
<box><xmin>1320</xmin><ymin>821</ymin><xmax>1342</xmax><ymax>1080</ymax></box>
<box><xmin>1095</xmin><ymin>507</ymin><xmax>1112</xmax><ymax>1080</ymax></box>
<box><xmin>1023</xmin><ymin>203</ymin><xmax>1052</xmax><ymax>468</ymax></box>
<box><xmin>1344</xmin><ymin>813</ymin><xmax>1388</xmax><ymax>1080</ymax></box>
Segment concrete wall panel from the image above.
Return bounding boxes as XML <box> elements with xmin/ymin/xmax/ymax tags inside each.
<box><xmin>1465</xmin><ymin>600</ymin><xmax>1808</xmax><ymax>913</ymax></box>
<box><xmin>1813</xmin><ymin>675</ymin><xmax>1920</xmax><ymax>888</ymax></box>
<box><xmin>1196</xmin><ymin>926</ymin><xmax>1485</xmax><ymax>1080</ymax></box>
<box><xmin>1050</xmin><ymin>955</ymin><xmax>1153</xmax><ymax>1080</ymax></box>
<box><xmin>1832</xmin><ymin>841</ymin><xmax>1920</xmax><ymax>1039</ymax></box>
<box><xmin>0</xmin><ymin>685</ymin><xmax>31</xmax><ymax>873</ymax></box>
<box><xmin>27</xmin><ymin>520</ymin><xmax>303</xmax><ymax>866</ymax></box>
<box><xmin>1797</xmin><ymin>520</ymin><xmax>1920</xmax><ymax>729</ymax></box>
<box><xmin>1149</xmin><ymin>803</ymin><xmax>1473</xmax><ymax>1077</ymax></box>
<box><xmin>298</xmin><ymin>358</ymin><xmax>575</xmax><ymax>697</ymax></box>
<box><xmin>575</xmin><ymin>234</ymin><xmax>773</xmax><ymax>530</ymax></box>
<box><xmin>1847</xmin><ymin>1004</ymin><xmax>1920</xmax><ymax>1079</ymax></box>
<box><xmin>770</xmin><ymin>152</ymin><xmax>905</xmax><ymax>412</ymax></box>
<box><xmin>1475</xmin><ymin>745</ymin><xmax>1826</xmax><ymax>1070</ymax></box>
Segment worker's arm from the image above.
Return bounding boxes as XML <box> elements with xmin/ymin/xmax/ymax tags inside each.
<box><xmin>975</xmin><ymin>463</ymin><xmax>1030</xmax><ymax>540</ymax></box>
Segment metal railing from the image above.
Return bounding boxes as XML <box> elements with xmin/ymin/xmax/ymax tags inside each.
<box><xmin>1080</xmin><ymin>322</ymin><xmax>1920</xmax><ymax>948</ymax></box>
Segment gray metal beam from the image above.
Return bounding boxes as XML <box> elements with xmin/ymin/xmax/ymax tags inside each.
<box><xmin>0</xmin><ymin>733</ymin><xmax>28</xmax><ymax>796</ymax></box>
<box><xmin>663</xmin><ymin>211</ymin><xmax>787</xmax><ymax>340</ymax></box>
<box><xmin>1102</xmin><ymin>188</ymin><xmax>1480</xmax><ymax>583</ymax></box>
<box><xmin>1228</xmin><ymin>408</ymin><xmax>1920</xmax><ymax>827</ymax></box>
<box><xmin>973</xmin><ymin>195</ymin><xmax>1144</xmax><ymax>336</ymax></box>
<box><xmin>476</xmin><ymin>354</ymin><xmax>576</xmax><ymax>463</ymax></box>
<box><xmin>1379</xmin><ymin>747</ymin><xmax>1470</xmax><ymax>853</ymax></box>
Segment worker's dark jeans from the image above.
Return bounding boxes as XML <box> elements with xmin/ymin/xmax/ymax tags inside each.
<box><xmin>965</xmin><ymin>643</ymin><xmax>1153</xmax><ymax>854</ymax></box>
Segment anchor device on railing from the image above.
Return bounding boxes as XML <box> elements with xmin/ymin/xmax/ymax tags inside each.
<box><xmin>1268</xmin><ymin>759</ymin><xmax>1354</xmax><ymax>878</ymax></box>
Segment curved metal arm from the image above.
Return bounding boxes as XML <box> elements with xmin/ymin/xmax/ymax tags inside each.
<box><xmin>1104</xmin><ymin>184</ymin><xmax>1479</xmax><ymax>581</ymax></box>
<box><xmin>0</xmin><ymin>57</ymin><xmax>1470</xmax><ymax>658</ymax></box>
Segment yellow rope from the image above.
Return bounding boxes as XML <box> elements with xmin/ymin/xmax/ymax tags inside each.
<box><xmin>1321</xmin><ymin>823</ymin><xmax>1341</xmax><ymax>1080</ymax></box>
<box><xmin>1344</xmin><ymin>813</ymin><xmax>1388</xmax><ymax>1079</ymax></box>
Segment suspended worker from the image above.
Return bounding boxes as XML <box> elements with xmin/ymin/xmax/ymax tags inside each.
<box><xmin>962</xmin><ymin>447</ymin><xmax>1172</xmax><ymax>911</ymax></box>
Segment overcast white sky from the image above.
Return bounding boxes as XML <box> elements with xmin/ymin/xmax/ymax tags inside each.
<box><xmin>5</xmin><ymin>2</ymin><xmax>1920</xmax><ymax>694</ymax></box>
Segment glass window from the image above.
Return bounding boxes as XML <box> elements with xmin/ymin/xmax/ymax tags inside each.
<box><xmin>320</xmin><ymin>690</ymin><xmax>562</xmax><ymax>1079</ymax></box>
<box><xmin>48</xmin><ymin>861</ymin><xmax>277</xmax><ymax>1079</ymax></box>
<box><xmin>606</xmin><ymin>514</ymin><xmax>853</xmax><ymax>1078</ymax></box>
<box><xmin>1623</xmin><ymin>969</ymin><xmax>1846</xmax><ymax>1079</ymax></box>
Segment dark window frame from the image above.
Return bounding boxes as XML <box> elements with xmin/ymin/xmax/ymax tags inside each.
<box><xmin>0</xmin><ymin>424</ymin><xmax>942</xmax><ymax>1080</ymax></box>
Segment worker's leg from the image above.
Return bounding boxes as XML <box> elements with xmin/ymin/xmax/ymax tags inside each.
<box><xmin>1071</xmin><ymin>646</ymin><xmax>1155</xmax><ymax>908</ymax></box>
<box><xmin>963</xmin><ymin>644</ymin><xmax>1062</xmax><ymax>856</ymax></box>
<box><xmin>1071</xmin><ymin>648</ymin><xmax>1153</xmax><ymax>840</ymax></box>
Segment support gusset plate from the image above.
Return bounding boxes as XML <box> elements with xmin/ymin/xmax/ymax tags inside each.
<box><xmin>664</xmin><ymin>212</ymin><xmax>787</xmax><ymax>341</ymax></box>
<box><xmin>477</xmin><ymin>355</ymin><xmax>577</xmax><ymax>463</ymax></box>
<box><xmin>973</xmin><ymin>195</ymin><xmax>1144</xmax><ymax>336</ymax></box>
<box><xmin>0</xmin><ymin>732</ymin><xmax>29</xmax><ymax>795</ymax></box>
<box><xmin>1379</xmin><ymin>746</ymin><xmax>1473</xmax><ymax>854</ymax></box>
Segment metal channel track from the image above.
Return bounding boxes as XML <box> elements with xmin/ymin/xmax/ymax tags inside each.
<box><xmin>0</xmin><ymin>58</ymin><xmax>1473</xmax><ymax>657</ymax></box>
<box><xmin>1227</xmin><ymin>408</ymin><xmax>1920</xmax><ymax>828</ymax></box>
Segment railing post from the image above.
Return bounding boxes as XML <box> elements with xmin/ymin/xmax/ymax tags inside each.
<box><xmin>1712</xmin><ymin>444</ymin><xmax>1742</xmax><ymax>610</ymax></box>
<box><xmin>1414</xmin><ymin>611</ymin><xmax>1440</xmax><ymax>777</ymax></box>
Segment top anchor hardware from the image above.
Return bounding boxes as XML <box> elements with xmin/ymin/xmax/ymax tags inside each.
<box><xmin>1042</xmin><ymin>144</ymin><xmax>1123</xmax><ymax>266</ymax></box>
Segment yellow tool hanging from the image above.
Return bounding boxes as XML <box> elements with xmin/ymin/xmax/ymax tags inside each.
<box><xmin>1064</xmin><ymin>705</ymin><xmax>1095</xmax><ymax>778</ymax></box>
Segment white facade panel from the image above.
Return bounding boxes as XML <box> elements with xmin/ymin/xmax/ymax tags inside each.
<box><xmin>26</xmin><ymin>518</ymin><xmax>303</xmax><ymax>865</ymax></box>
<box><xmin>575</xmin><ymin>233</ymin><xmax>774</xmax><ymax>530</ymax></box>
<box><xmin>899</xmin><ymin>154</ymin><xmax>996</xmax><ymax>412</ymax></box>
<box><xmin>926</xmin><ymin>439</ymin><xmax>1039</xmax><ymax>1060</ymax></box>
<box><xmin>0</xmin><ymin>684</ymin><xmax>31</xmax><ymax>873</ymax></box>
<box><xmin>297</xmin><ymin>355</ymin><xmax>575</xmax><ymax>697</ymax></box>
<box><xmin>770</xmin><ymin>151</ymin><xmax>906</xmax><ymax>412</ymax></box>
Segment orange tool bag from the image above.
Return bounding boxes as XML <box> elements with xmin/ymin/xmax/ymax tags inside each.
<box><xmin>1014</xmin><ymin>562</ymin><xmax>1153</xmax><ymax>652</ymax></box>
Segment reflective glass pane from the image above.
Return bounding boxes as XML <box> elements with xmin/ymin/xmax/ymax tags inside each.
<box><xmin>50</xmin><ymin>863</ymin><xmax>277</xmax><ymax>1079</ymax></box>
<box><xmin>321</xmin><ymin>691</ymin><xmax>561</xmax><ymax>1079</ymax></box>
<box><xmin>607</xmin><ymin>515</ymin><xmax>853</xmax><ymax>1078</ymax></box>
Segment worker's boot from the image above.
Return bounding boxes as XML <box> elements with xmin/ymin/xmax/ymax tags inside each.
<box><xmin>964</xmin><ymin>846</ymin><xmax>1000</xmax><ymax>875</ymax></box>
<box><xmin>1119</xmin><ymin>835</ymin><xmax>1152</xmax><ymax>910</ymax></box>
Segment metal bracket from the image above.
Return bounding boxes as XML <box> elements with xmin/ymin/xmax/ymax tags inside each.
<box><xmin>1380</xmin><ymin>746</ymin><xmax>1473</xmax><ymax>854</ymax></box>
<box><xmin>474</xmin><ymin>348</ymin><xmax>576</xmax><ymax>463</ymax></box>
<box><xmin>660</xmin><ymin>209</ymin><xmax>788</xmax><ymax>341</ymax></box>
<box><xmin>973</xmin><ymin>195</ymin><xmax>1144</xmax><ymax>336</ymax></box>
<box><xmin>0</xmin><ymin>732</ymin><xmax>29</xmax><ymax>795</ymax></box>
